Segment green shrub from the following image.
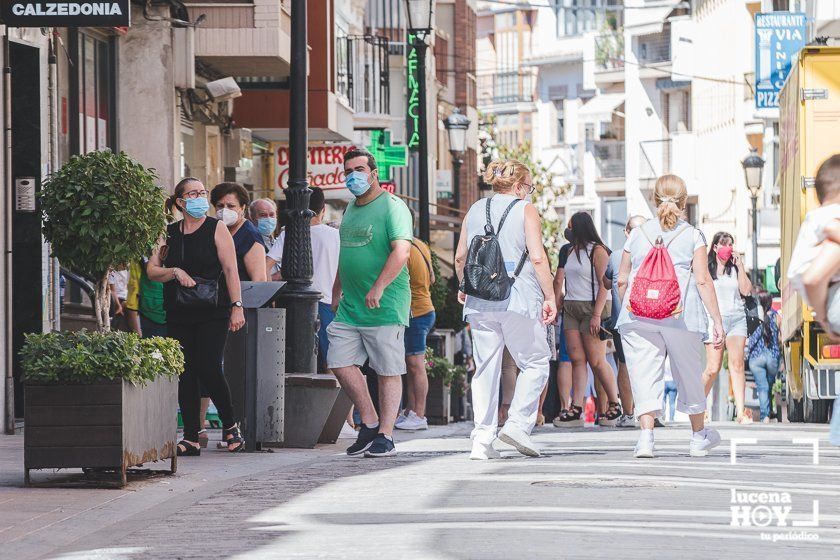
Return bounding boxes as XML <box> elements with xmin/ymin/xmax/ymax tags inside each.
<box><xmin>424</xmin><ymin>347</ymin><xmax>467</xmax><ymax>393</ymax></box>
<box><xmin>20</xmin><ymin>330</ymin><xmax>184</xmax><ymax>386</ymax></box>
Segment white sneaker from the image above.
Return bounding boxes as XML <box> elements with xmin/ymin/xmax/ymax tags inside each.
<box><xmin>469</xmin><ymin>440</ymin><xmax>501</xmax><ymax>460</ymax></box>
<box><xmin>498</xmin><ymin>425</ymin><xmax>541</xmax><ymax>457</ymax></box>
<box><xmin>634</xmin><ymin>429</ymin><xmax>655</xmax><ymax>458</ymax></box>
<box><xmin>338</xmin><ymin>422</ymin><xmax>357</xmax><ymax>439</ymax></box>
<box><xmin>690</xmin><ymin>427</ymin><xmax>722</xmax><ymax>457</ymax></box>
<box><xmin>394</xmin><ymin>411</ymin><xmax>407</xmax><ymax>429</ymax></box>
<box><xmin>394</xmin><ymin>410</ymin><xmax>428</xmax><ymax>431</ymax></box>
<box><xmin>616</xmin><ymin>414</ymin><xmax>637</xmax><ymax>428</ymax></box>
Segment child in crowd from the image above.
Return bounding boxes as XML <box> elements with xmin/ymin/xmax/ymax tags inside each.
<box><xmin>787</xmin><ymin>154</ymin><xmax>840</xmax><ymax>445</ymax></box>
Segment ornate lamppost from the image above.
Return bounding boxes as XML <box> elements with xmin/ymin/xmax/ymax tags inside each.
<box><xmin>742</xmin><ymin>148</ymin><xmax>766</xmax><ymax>285</ymax></box>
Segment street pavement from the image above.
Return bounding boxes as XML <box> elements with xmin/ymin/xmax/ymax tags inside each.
<box><xmin>2</xmin><ymin>421</ymin><xmax>839</xmax><ymax>559</ymax></box>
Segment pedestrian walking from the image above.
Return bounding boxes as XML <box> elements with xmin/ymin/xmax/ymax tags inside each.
<box><xmin>147</xmin><ymin>177</ymin><xmax>246</xmax><ymax>456</ymax></box>
<box><xmin>616</xmin><ymin>174</ymin><xmax>724</xmax><ymax>458</ymax></box>
<box><xmin>328</xmin><ymin>149</ymin><xmax>413</xmax><ymax>458</ymax></box>
<box><xmin>550</xmin><ymin>242</ymin><xmax>574</xmax><ymax>426</ymax></box>
<box><xmin>455</xmin><ymin>159</ymin><xmax>557</xmax><ymax>460</ymax></box>
<box><xmin>249</xmin><ymin>197</ymin><xmax>278</xmax><ymax>249</ymax></box>
<box><xmin>700</xmin><ymin>232</ymin><xmax>753</xmax><ymax>423</ymax></box>
<box><xmin>211</xmin><ymin>182</ymin><xmax>267</xmax><ymax>282</ymax></box>
<box><xmin>108</xmin><ymin>268</ymin><xmax>129</xmax><ymax>331</ymax></box>
<box><xmin>395</xmin><ymin>236</ymin><xmax>436</xmax><ymax>431</ymax></box>
<box><xmin>747</xmin><ymin>290</ymin><xmax>781</xmax><ymax>423</ymax></box>
<box><xmin>267</xmin><ymin>187</ymin><xmax>340</xmax><ymax>373</ymax></box>
<box><xmin>605</xmin><ymin>215</ymin><xmax>647</xmax><ymax>428</ymax></box>
<box><xmin>554</xmin><ymin>212</ymin><xmax>622</xmax><ymax>427</ymax></box>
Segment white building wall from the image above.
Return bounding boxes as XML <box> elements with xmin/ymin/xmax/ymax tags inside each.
<box><xmin>692</xmin><ymin>0</ymin><xmax>755</xmax><ymax>260</ymax></box>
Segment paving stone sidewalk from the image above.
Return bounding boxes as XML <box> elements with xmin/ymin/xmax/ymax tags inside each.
<box><xmin>6</xmin><ymin>421</ymin><xmax>835</xmax><ymax>560</ymax></box>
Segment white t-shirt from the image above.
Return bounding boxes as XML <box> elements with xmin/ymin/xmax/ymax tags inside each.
<box><xmin>267</xmin><ymin>223</ymin><xmax>340</xmax><ymax>305</ymax></box>
<box><xmin>787</xmin><ymin>203</ymin><xmax>840</xmax><ymax>306</ymax></box>
<box><xmin>712</xmin><ymin>268</ymin><xmax>744</xmax><ymax>317</ymax></box>
<box><xmin>108</xmin><ymin>269</ymin><xmax>129</xmax><ymax>300</ymax></box>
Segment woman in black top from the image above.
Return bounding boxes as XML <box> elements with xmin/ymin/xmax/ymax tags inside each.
<box><xmin>147</xmin><ymin>177</ymin><xmax>246</xmax><ymax>455</ymax></box>
<box><xmin>210</xmin><ymin>182</ymin><xmax>267</xmax><ymax>282</ymax></box>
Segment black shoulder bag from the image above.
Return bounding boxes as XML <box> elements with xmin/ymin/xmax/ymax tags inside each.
<box><xmin>174</xmin><ymin>222</ymin><xmax>222</xmax><ymax>308</ymax></box>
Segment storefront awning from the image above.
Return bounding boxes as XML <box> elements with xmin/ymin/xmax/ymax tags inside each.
<box><xmin>578</xmin><ymin>93</ymin><xmax>625</xmax><ymax>122</ymax></box>
<box><xmin>625</xmin><ymin>1</ymin><xmax>681</xmax><ymax>35</ymax></box>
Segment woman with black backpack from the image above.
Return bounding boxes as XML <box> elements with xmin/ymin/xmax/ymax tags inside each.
<box><xmin>553</xmin><ymin>212</ymin><xmax>622</xmax><ymax>427</ymax></box>
<box><xmin>455</xmin><ymin>160</ymin><xmax>557</xmax><ymax>460</ymax></box>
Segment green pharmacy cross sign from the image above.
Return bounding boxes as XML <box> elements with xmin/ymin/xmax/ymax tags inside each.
<box><xmin>365</xmin><ymin>130</ymin><xmax>407</xmax><ymax>182</ymax></box>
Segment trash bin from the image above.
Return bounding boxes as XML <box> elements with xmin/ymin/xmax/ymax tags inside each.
<box><xmin>224</xmin><ymin>281</ymin><xmax>286</xmax><ymax>451</ymax></box>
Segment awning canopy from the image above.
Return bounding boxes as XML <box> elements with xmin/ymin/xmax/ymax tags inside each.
<box><xmin>625</xmin><ymin>0</ymin><xmax>681</xmax><ymax>35</ymax></box>
<box><xmin>578</xmin><ymin>93</ymin><xmax>625</xmax><ymax>121</ymax></box>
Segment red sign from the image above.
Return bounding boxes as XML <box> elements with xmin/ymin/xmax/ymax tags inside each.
<box><xmin>273</xmin><ymin>143</ymin><xmax>356</xmax><ymax>191</ymax></box>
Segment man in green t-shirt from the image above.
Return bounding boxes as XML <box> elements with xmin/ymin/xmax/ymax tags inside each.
<box><xmin>327</xmin><ymin>149</ymin><xmax>413</xmax><ymax>458</ymax></box>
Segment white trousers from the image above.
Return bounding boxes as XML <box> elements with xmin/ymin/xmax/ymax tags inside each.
<box><xmin>620</xmin><ymin>324</ymin><xmax>707</xmax><ymax>417</ymax></box>
<box><xmin>468</xmin><ymin>311</ymin><xmax>551</xmax><ymax>445</ymax></box>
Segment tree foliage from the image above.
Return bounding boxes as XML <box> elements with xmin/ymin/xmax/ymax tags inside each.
<box><xmin>39</xmin><ymin>151</ymin><xmax>166</xmax><ymax>330</ymax></box>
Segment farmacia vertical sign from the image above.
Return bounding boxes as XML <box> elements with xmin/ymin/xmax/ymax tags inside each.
<box><xmin>406</xmin><ymin>33</ymin><xmax>420</xmax><ymax>152</ymax></box>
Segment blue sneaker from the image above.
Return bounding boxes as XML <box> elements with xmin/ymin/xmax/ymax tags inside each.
<box><xmin>364</xmin><ymin>434</ymin><xmax>396</xmax><ymax>458</ymax></box>
<box><xmin>830</xmin><ymin>399</ymin><xmax>840</xmax><ymax>446</ymax></box>
<box><xmin>346</xmin><ymin>424</ymin><xmax>378</xmax><ymax>456</ymax></box>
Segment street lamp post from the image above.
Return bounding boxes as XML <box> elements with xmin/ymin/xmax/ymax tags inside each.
<box><xmin>443</xmin><ymin>108</ymin><xmax>470</xmax><ymax>258</ymax></box>
<box><xmin>406</xmin><ymin>0</ymin><xmax>434</xmax><ymax>243</ymax></box>
<box><xmin>742</xmin><ymin>148</ymin><xmax>766</xmax><ymax>286</ymax></box>
<box><xmin>277</xmin><ymin>0</ymin><xmax>320</xmax><ymax>375</ymax></box>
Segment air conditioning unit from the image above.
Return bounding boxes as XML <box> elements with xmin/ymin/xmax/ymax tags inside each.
<box><xmin>173</xmin><ymin>27</ymin><xmax>195</xmax><ymax>89</ymax></box>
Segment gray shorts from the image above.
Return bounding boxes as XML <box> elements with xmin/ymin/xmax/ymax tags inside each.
<box><xmin>326</xmin><ymin>321</ymin><xmax>407</xmax><ymax>376</ymax></box>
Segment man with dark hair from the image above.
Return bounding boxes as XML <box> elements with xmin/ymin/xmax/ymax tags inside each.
<box><xmin>815</xmin><ymin>153</ymin><xmax>840</xmax><ymax>203</ymax></box>
<box><xmin>329</xmin><ymin>149</ymin><xmax>413</xmax><ymax>457</ymax></box>
<box><xmin>266</xmin><ymin>187</ymin><xmax>340</xmax><ymax>372</ymax></box>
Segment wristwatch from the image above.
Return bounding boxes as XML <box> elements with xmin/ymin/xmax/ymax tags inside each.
<box><xmin>231</xmin><ymin>300</ymin><xmax>243</xmax><ymax>309</ymax></box>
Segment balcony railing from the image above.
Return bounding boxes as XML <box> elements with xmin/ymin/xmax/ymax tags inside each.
<box><xmin>638</xmin><ymin>28</ymin><xmax>671</xmax><ymax>64</ymax></box>
<box><xmin>337</xmin><ymin>35</ymin><xmax>390</xmax><ymax>116</ymax></box>
<box><xmin>595</xmin><ymin>31</ymin><xmax>625</xmax><ymax>71</ymax></box>
<box><xmin>477</xmin><ymin>70</ymin><xmax>535</xmax><ymax>106</ymax></box>
<box><xmin>589</xmin><ymin>139</ymin><xmax>625</xmax><ymax>179</ymax></box>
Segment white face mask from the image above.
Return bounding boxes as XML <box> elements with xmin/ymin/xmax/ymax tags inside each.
<box><xmin>217</xmin><ymin>208</ymin><xmax>240</xmax><ymax>227</ymax></box>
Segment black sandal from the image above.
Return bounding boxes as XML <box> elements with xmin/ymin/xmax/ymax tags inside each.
<box><xmin>555</xmin><ymin>404</ymin><xmax>584</xmax><ymax>427</ymax></box>
<box><xmin>598</xmin><ymin>402</ymin><xmax>623</xmax><ymax>426</ymax></box>
<box><xmin>223</xmin><ymin>424</ymin><xmax>245</xmax><ymax>453</ymax></box>
<box><xmin>177</xmin><ymin>440</ymin><xmax>201</xmax><ymax>456</ymax></box>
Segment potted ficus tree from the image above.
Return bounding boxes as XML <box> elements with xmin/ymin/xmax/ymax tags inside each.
<box><xmin>21</xmin><ymin>150</ymin><xmax>184</xmax><ymax>487</ymax></box>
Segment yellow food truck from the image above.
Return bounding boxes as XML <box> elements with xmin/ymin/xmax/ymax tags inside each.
<box><xmin>779</xmin><ymin>45</ymin><xmax>840</xmax><ymax>422</ymax></box>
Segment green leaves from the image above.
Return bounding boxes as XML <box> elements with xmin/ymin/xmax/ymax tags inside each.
<box><xmin>20</xmin><ymin>330</ymin><xmax>184</xmax><ymax>386</ymax></box>
<box><xmin>424</xmin><ymin>347</ymin><xmax>467</xmax><ymax>391</ymax></box>
<box><xmin>39</xmin><ymin>150</ymin><xmax>167</xmax><ymax>281</ymax></box>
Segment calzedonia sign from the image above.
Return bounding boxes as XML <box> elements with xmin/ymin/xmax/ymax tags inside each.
<box><xmin>0</xmin><ymin>0</ymin><xmax>130</xmax><ymax>27</ymax></box>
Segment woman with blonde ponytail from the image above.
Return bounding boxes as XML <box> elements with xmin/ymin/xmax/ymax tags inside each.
<box><xmin>615</xmin><ymin>174</ymin><xmax>725</xmax><ymax>459</ymax></box>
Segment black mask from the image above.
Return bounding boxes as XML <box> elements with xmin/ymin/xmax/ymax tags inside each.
<box><xmin>564</xmin><ymin>227</ymin><xmax>574</xmax><ymax>243</ymax></box>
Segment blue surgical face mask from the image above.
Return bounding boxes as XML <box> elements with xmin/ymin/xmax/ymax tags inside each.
<box><xmin>345</xmin><ymin>171</ymin><xmax>372</xmax><ymax>197</ymax></box>
<box><xmin>258</xmin><ymin>217</ymin><xmax>277</xmax><ymax>237</ymax></box>
<box><xmin>184</xmin><ymin>197</ymin><xmax>209</xmax><ymax>218</ymax></box>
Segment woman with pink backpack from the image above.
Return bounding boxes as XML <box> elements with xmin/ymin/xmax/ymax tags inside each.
<box><xmin>615</xmin><ymin>175</ymin><xmax>725</xmax><ymax>458</ymax></box>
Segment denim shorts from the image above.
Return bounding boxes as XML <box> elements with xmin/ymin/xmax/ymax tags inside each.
<box><xmin>405</xmin><ymin>311</ymin><xmax>436</xmax><ymax>356</ymax></box>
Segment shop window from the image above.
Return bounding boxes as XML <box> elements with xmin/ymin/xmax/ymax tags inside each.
<box><xmin>70</xmin><ymin>30</ymin><xmax>116</xmax><ymax>154</ymax></box>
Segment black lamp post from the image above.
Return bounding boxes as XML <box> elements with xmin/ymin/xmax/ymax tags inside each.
<box><xmin>444</xmin><ymin>107</ymin><xmax>470</xmax><ymax>212</ymax></box>
<box><xmin>277</xmin><ymin>0</ymin><xmax>320</xmax><ymax>375</ymax></box>
<box><xmin>443</xmin><ymin>107</ymin><xmax>470</xmax><ymax>258</ymax></box>
<box><xmin>406</xmin><ymin>0</ymin><xmax>434</xmax><ymax>242</ymax></box>
<box><xmin>742</xmin><ymin>148</ymin><xmax>765</xmax><ymax>286</ymax></box>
